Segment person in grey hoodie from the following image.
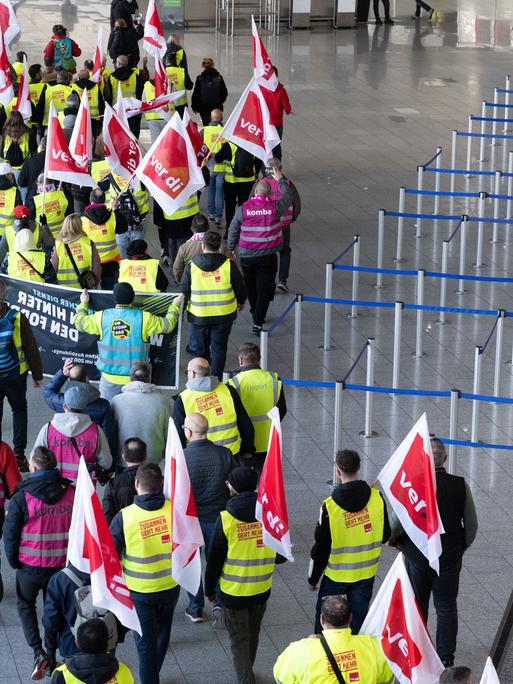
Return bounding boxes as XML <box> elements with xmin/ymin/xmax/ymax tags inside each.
<box><xmin>110</xmin><ymin>361</ymin><xmax>170</xmax><ymax>467</ymax></box>
<box><xmin>31</xmin><ymin>385</ymin><xmax>112</xmax><ymax>483</ymax></box>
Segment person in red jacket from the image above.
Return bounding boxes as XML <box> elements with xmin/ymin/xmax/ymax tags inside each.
<box><xmin>43</xmin><ymin>25</ymin><xmax>81</xmax><ymax>74</ymax></box>
<box><xmin>261</xmin><ymin>67</ymin><xmax>292</xmax><ymax>161</ymax></box>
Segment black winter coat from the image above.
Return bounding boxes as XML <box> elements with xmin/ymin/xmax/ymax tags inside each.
<box><xmin>107</xmin><ymin>25</ymin><xmax>143</xmax><ymax>67</ymax></box>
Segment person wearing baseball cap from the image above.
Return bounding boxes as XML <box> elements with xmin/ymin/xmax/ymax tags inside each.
<box><xmin>205</xmin><ymin>465</ymin><xmax>287</xmax><ymax>682</ymax></box>
<box><xmin>0</xmin><ymin>161</ymin><xmax>21</xmax><ymax>237</ymax></box>
<box><xmin>118</xmin><ymin>239</ymin><xmax>169</xmax><ymax>293</ymax></box>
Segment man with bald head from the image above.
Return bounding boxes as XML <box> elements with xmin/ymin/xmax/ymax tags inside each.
<box><xmin>182</xmin><ymin>412</ymin><xmax>237</xmax><ymax>622</ymax></box>
<box><xmin>105</xmin><ymin>53</ymin><xmax>147</xmax><ymax>138</ymax></box>
<box><xmin>228</xmin><ymin>166</ymin><xmax>292</xmax><ymax>335</ymax></box>
<box><xmin>173</xmin><ymin>357</ymin><xmax>254</xmax><ymax>459</ymax></box>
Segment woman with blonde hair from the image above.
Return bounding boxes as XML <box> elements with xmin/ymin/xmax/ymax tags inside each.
<box><xmin>51</xmin><ymin>214</ymin><xmax>101</xmax><ymax>288</ymax></box>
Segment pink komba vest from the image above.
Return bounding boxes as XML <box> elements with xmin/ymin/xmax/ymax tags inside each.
<box><xmin>18</xmin><ymin>485</ymin><xmax>75</xmax><ymax>568</ymax></box>
<box><xmin>265</xmin><ymin>177</ymin><xmax>293</xmax><ymax>228</ymax></box>
<box><xmin>47</xmin><ymin>422</ymin><xmax>99</xmax><ymax>482</ymax></box>
<box><xmin>240</xmin><ymin>196</ymin><xmax>283</xmax><ymax>252</ymax></box>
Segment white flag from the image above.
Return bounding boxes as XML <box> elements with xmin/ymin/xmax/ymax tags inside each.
<box><xmin>480</xmin><ymin>658</ymin><xmax>500</xmax><ymax>684</ymax></box>
<box><xmin>143</xmin><ymin>0</ymin><xmax>166</xmax><ymax>59</ymax></box>
<box><xmin>69</xmin><ymin>88</ymin><xmax>93</xmax><ymax>168</ymax></box>
<box><xmin>361</xmin><ymin>554</ymin><xmax>444</xmax><ymax>684</ymax></box>
<box><xmin>91</xmin><ymin>26</ymin><xmax>104</xmax><ymax>84</ymax></box>
<box><xmin>0</xmin><ymin>34</ymin><xmax>13</xmax><ymax>106</ymax></box>
<box><xmin>378</xmin><ymin>414</ymin><xmax>444</xmax><ymax>572</ymax></box>
<box><xmin>67</xmin><ymin>458</ymin><xmax>142</xmax><ymax>634</ymax></box>
<box><xmin>0</xmin><ymin>0</ymin><xmax>20</xmax><ymax>55</ymax></box>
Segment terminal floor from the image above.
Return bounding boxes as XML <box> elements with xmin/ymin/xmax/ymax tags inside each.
<box><xmin>2</xmin><ymin>0</ymin><xmax>513</xmax><ymax>681</ymax></box>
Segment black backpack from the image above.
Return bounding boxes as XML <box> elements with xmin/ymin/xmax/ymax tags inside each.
<box><xmin>233</xmin><ymin>147</ymin><xmax>255</xmax><ymax>179</ymax></box>
<box><xmin>199</xmin><ymin>74</ymin><xmax>222</xmax><ymax>107</ymax></box>
<box><xmin>110</xmin><ymin>177</ymin><xmax>142</xmax><ymax>231</ymax></box>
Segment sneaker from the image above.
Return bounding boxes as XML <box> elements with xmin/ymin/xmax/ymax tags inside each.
<box><xmin>384</xmin><ymin>18</ymin><xmax>394</xmax><ymax>24</ymax></box>
<box><xmin>212</xmin><ymin>604</ymin><xmax>225</xmax><ymax>629</ymax></box>
<box><xmin>208</xmin><ymin>214</ymin><xmax>215</xmax><ymax>220</ymax></box>
<box><xmin>276</xmin><ymin>281</ymin><xmax>289</xmax><ymax>293</ymax></box>
<box><xmin>214</xmin><ymin>218</ymin><xmax>222</xmax><ymax>227</ymax></box>
<box><xmin>14</xmin><ymin>451</ymin><xmax>29</xmax><ymax>473</ymax></box>
<box><xmin>252</xmin><ymin>324</ymin><xmax>262</xmax><ymax>336</ymax></box>
<box><xmin>185</xmin><ymin>607</ymin><xmax>204</xmax><ymax>623</ymax></box>
<box><xmin>45</xmin><ymin>655</ymin><xmax>57</xmax><ymax>678</ymax></box>
<box><xmin>31</xmin><ymin>653</ymin><xmax>49</xmax><ymax>681</ymax></box>
<box><xmin>161</xmin><ymin>255</ymin><xmax>170</xmax><ymax>267</ymax></box>
<box><xmin>375</xmin><ymin>17</ymin><xmax>382</xmax><ymax>23</ymax></box>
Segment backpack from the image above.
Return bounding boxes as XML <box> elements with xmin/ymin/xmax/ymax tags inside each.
<box><xmin>52</xmin><ymin>37</ymin><xmax>76</xmax><ymax>71</ymax></box>
<box><xmin>233</xmin><ymin>147</ymin><xmax>255</xmax><ymax>179</ymax></box>
<box><xmin>110</xmin><ymin>178</ymin><xmax>142</xmax><ymax>231</ymax></box>
<box><xmin>63</xmin><ymin>567</ymin><xmax>119</xmax><ymax>652</ymax></box>
<box><xmin>199</xmin><ymin>74</ymin><xmax>222</xmax><ymax>107</ymax></box>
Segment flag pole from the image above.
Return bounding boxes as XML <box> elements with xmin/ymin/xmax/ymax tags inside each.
<box><xmin>110</xmin><ymin>169</ymin><xmax>138</xmax><ymax>205</ymax></box>
<box><xmin>40</xmin><ymin>107</ymin><xmax>52</xmax><ymax>218</ymax></box>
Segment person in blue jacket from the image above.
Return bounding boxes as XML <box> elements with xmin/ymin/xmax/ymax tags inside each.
<box><xmin>43</xmin><ymin>358</ymin><xmax>116</xmax><ymax>455</ymax></box>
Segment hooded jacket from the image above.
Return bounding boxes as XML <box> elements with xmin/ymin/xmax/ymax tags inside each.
<box><xmin>191</xmin><ymin>68</ymin><xmax>228</xmax><ymax>113</ymax></box>
<box><xmin>51</xmin><ymin>653</ymin><xmax>127</xmax><ymax>684</ymax></box>
<box><xmin>110</xmin><ymin>0</ymin><xmax>139</xmax><ymax>29</ymax></box>
<box><xmin>110</xmin><ymin>381</ymin><xmax>171</xmax><ymax>466</ymax></box>
<box><xmin>173</xmin><ymin>375</ymin><xmax>255</xmax><ymax>454</ymax></box>
<box><xmin>31</xmin><ymin>412</ymin><xmax>113</xmax><ymax>473</ymax></box>
<box><xmin>43</xmin><ymin>370</ymin><xmax>116</xmax><ymax>454</ymax></box>
<box><xmin>82</xmin><ymin>203</ymin><xmax>127</xmax><ymax>235</ymax></box>
<box><xmin>179</xmin><ymin>252</ymin><xmax>246</xmax><ymax>325</ymax></box>
<box><xmin>3</xmin><ymin>468</ymin><xmax>74</xmax><ymax>568</ymax></box>
<box><xmin>204</xmin><ymin>490</ymin><xmax>286</xmax><ymax>608</ymax></box>
<box><xmin>107</xmin><ymin>24</ymin><xmax>144</xmax><ymax>67</ymax></box>
<box><xmin>173</xmin><ymin>233</ymin><xmax>232</xmax><ymax>283</ymax></box>
<box><xmin>0</xmin><ymin>302</ymin><xmax>43</xmax><ymax>381</ymax></box>
<box><xmin>104</xmin><ymin>65</ymin><xmax>145</xmax><ymax>104</ymax></box>
<box><xmin>102</xmin><ymin>465</ymin><xmax>138</xmax><ymax>524</ymax></box>
<box><xmin>110</xmin><ymin>491</ymin><xmax>166</xmax><ymax>556</ymax></box>
<box><xmin>308</xmin><ymin>480</ymin><xmax>391</xmax><ymax>587</ymax></box>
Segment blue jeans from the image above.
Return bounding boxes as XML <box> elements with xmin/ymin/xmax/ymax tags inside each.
<box><xmin>208</xmin><ymin>171</ymin><xmax>225</xmax><ymax>220</ymax></box>
<box><xmin>131</xmin><ymin>586</ymin><xmax>180</xmax><ymax>684</ymax></box>
<box><xmin>188</xmin><ymin>319</ymin><xmax>233</xmax><ymax>379</ymax></box>
<box><xmin>116</xmin><ymin>229</ymin><xmax>145</xmax><ymax>259</ymax></box>
<box><xmin>314</xmin><ymin>575</ymin><xmax>374</xmax><ymax>634</ymax></box>
<box><xmin>99</xmin><ymin>376</ymin><xmax>124</xmax><ymax>401</ymax></box>
<box><xmin>187</xmin><ymin>520</ymin><xmax>221</xmax><ymax>611</ymax></box>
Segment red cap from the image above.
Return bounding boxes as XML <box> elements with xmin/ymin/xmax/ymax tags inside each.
<box><xmin>13</xmin><ymin>205</ymin><xmax>30</xmax><ymax>219</ymax></box>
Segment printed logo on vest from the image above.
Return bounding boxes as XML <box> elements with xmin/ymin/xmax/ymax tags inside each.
<box><xmin>138</xmin><ymin>514</ymin><xmax>169</xmax><ymax>539</ymax></box>
<box><xmin>195</xmin><ymin>391</ymin><xmax>222</xmax><ymax>413</ymax></box>
<box><xmin>236</xmin><ymin>521</ymin><xmax>262</xmax><ymax>542</ymax></box>
<box><xmin>111</xmin><ymin>319</ymin><xmax>131</xmax><ymax>340</ymax></box>
<box><xmin>327</xmin><ymin>650</ymin><xmax>358</xmax><ymax>676</ymax></box>
<box><xmin>343</xmin><ymin>507</ymin><xmax>370</xmax><ymax>529</ymax></box>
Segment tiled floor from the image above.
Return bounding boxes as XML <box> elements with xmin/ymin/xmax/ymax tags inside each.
<box><xmin>2</xmin><ymin>0</ymin><xmax>513</xmax><ymax>682</ymax></box>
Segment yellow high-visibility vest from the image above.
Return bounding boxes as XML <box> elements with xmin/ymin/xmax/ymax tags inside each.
<box><xmin>118</xmin><ymin>259</ymin><xmax>159</xmax><ymax>293</ymax></box>
<box><xmin>187</xmin><ymin>259</ymin><xmax>236</xmax><ymax>318</ymax></box>
<box><xmin>5</xmin><ymin>224</ymin><xmax>40</xmax><ymax>253</ymax></box>
<box><xmin>54</xmin><ymin>237</ymin><xmax>94</xmax><ymax>288</ymax></box>
<box><xmin>54</xmin><ymin>662</ymin><xmax>134</xmax><ymax>684</ymax></box>
<box><xmin>165</xmin><ymin>66</ymin><xmax>186</xmax><ymax>106</ymax></box>
<box><xmin>121</xmin><ymin>499</ymin><xmax>176</xmax><ymax>593</ymax></box>
<box><xmin>143</xmin><ymin>81</ymin><xmax>173</xmax><ymax>121</ymax></box>
<box><xmin>12</xmin><ymin>61</ymin><xmax>23</xmax><ymax>82</ymax></box>
<box><xmin>219</xmin><ymin>510</ymin><xmax>276</xmax><ymax>597</ymax></box>
<box><xmin>324</xmin><ymin>488</ymin><xmax>384</xmax><ymax>583</ymax></box>
<box><xmin>81</xmin><ymin>213</ymin><xmax>118</xmax><ymax>263</ymax></box>
<box><xmin>110</xmin><ymin>71</ymin><xmax>137</xmax><ymax>103</ymax></box>
<box><xmin>0</xmin><ymin>187</ymin><xmax>17</xmax><ymax>235</ymax></box>
<box><xmin>163</xmin><ymin>193</ymin><xmax>198</xmax><ymax>221</ymax></box>
<box><xmin>29</xmin><ymin>82</ymin><xmax>46</xmax><ymax>107</ymax></box>
<box><xmin>224</xmin><ymin>143</ymin><xmax>255</xmax><ymax>184</ymax></box>
<box><xmin>228</xmin><ymin>369</ymin><xmax>281</xmax><ymax>453</ymax></box>
<box><xmin>8</xmin><ymin>250</ymin><xmax>46</xmax><ymax>282</ymax></box>
<box><xmin>202</xmin><ymin>125</ymin><xmax>226</xmax><ymax>173</ymax></box>
<box><xmin>33</xmin><ymin>190</ymin><xmax>68</xmax><ymax>238</ymax></box>
<box><xmin>180</xmin><ymin>383</ymin><xmax>241</xmax><ymax>455</ymax></box>
<box><xmin>71</xmin><ymin>82</ymin><xmax>100</xmax><ymax>118</ymax></box>
<box><xmin>50</xmin><ymin>83</ymin><xmax>73</xmax><ymax>112</ymax></box>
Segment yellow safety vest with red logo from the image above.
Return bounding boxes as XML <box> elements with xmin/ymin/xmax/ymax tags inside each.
<box><xmin>55</xmin><ymin>237</ymin><xmax>94</xmax><ymax>288</ymax></box>
<box><xmin>29</xmin><ymin>82</ymin><xmax>46</xmax><ymax>107</ymax></box>
<box><xmin>7</xmin><ymin>250</ymin><xmax>46</xmax><ymax>282</ymax></box>
<box><xmin>118</xmin><ymin>258</ymin><xmax>159</xmax><ymax>293</ymax></box>
<box><xmin>0</xmin><ymin>187</ymin><xmax>17</xmax><ymax>235</ymax></box>
<box><xmin>165</xmin><ymin>66</ymin><xmax>186</xmax><ymax>106</ymax></box>
<box><xmin>5</xmin><ymin>224</ymin><xmax>40</xmax><ymax>253</ymax></box>
<box><xmin>324</xmin><ymin>488</ymin><xmax>384</xmax><ymax>583</ymax></box>
<box><xmin>33</xmin><ymin>190</ymin><xmax>68</xmax><ymax>238</ymax></box>
<box><xmin>81</xmin><ymin>213</ymin><xmax>118</xmax><ymax>263</ymax></box>
<box><xmin>49</xmin><ymin>83</ymin><xmax>73</xmax><ymax>112</ymax></box>
<box><xmin>143</xmin><ymin>81</ymin><xmax>173</xmax><ymax>121</ymax></box>
<box><xmin>180</xmin><ymin>383</ymin><xmax>241</xmax><ymax>454</ymax></box>
<box><xmin>202</xmin><ymin>125</ymin><xmax>226</xmax><ymax>173</ymax></box>
<box><xmin>71</xmin><ymin>82</ymin><xmax>100</xmax><ymax>118</ymax></box>
<box><xmin>110</xmin><ymin>70</ymin><xmax>138</xmax><ymax>103</ymax></box>
<box><xmin>187</xmin><ymin>259</ymin><xmax>236</xmax><ymax>318</ymax></box>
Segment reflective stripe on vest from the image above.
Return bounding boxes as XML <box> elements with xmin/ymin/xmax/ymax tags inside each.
<box><xmin>97</xmin><ymin>307</ymin><xmax>148</xmax><ymax>378</ymax></box>
<box><xmin>163</xmin><ymin>193</ymin><xmax>199</xmax><ymax>221</ymax></box>
<box><xmin>110</xmin><ymin>71</ymin><xmax>137</xmax><ymax>102</ymax></box>
<box><xmin>118</xmin><ymin>259</ymin><xmax>159</xmax><ymax>293</ymax></box>
<box><xmin>143</xmin><ymin>81</ymin><xmax>173</xmax><ymax>120</ymax></box>
<box><xmin>133</xmin><ymin>185</ymin><xmax>149</xmax><ymax>215</ymax></box>
<box><xmin>47</xmin><ymin>421</ymin><xmax>98</xmax><ymax>482</ymax></box>
<box><xmin>228</xmin><ymin>369</ymin><xmax>281</xmax><ymax>453</ymax></box>
<box><xmin>71</xmin><ymin>83</ymin><xmax>100</xmax><ymax>118</ymax></box>
<box><xmin>121</xmin><ymin>499</ymin><xmax>176</xmax><ymax>593</ymax></box>
<box><xmin>5</xmin><ymin>224</ymin><xmax>40</xmax><ymax>253</ymax></box>
<box><xmin>219</xmin><ymin>510</ymin><xmax>276</xmax><ymax>597</ymax></box>
<box><xmin>81</xmin><ymin>212</ymin><xmax>118</xmax><ymax>262</ymax></box>
<box><xmin>240</xmin><ymin>196</ymin><xmax>282</xmax><ymax>251</ymax></box>
<box><xmin>224</xmin><ymin>143</ymin><xmax>255</xmax><ymax>184</ymax></box>
<box><xmin>0</xmin><ymin>307</ymin><xmax>26</xmax><ymax>376</ymax></box>
<box><xmin>55</xmin><ymin>237</ymin><xmax>94</xmax><ymax>287</ymax></box>
<box><xmin>54</xmin><ymin>661</ymin><xmax>134</xmax><ymax>684</ymax></box>
<box><xmin>29</xmin><ymin>82</ymin><xmax>46</xmax><ymax>107</ymax></box>
<box><xmin>33</xmin><ymin>190</ymin><xmax>68</xmax><ymax>237</ymax></box>
<box><xmin>8</xmin><ymin>250</ymin><xmax>46</xmax><ymax>282</ymax></box>
<box><xmin>202</xmin><ymin>125</ymin><xmax>226</xmax><ymax>173</ymax></box>
<box><xmin>180</xmin><ymin>383</ymin><xmax>241</xmax><ymax>455</ymax></box>
<box><xmin>324</xmin><ymin>488</ymin><xmax>384</xmax><ymax>583</ymax></box>
<box><xmin>90</xmin><ymin>161</ymin><xmax>134</xmax><ymax>209</ymax></box>
<box><xmin>165</xmin><ymin>67</ymin><xmax>186</xmax><ymax>105</ymax></box>
<box><xmin>187</xmin><ymin>259</ymin><xmax>237</xmax><ymax>318</ymax></box>
<box><xmin>19</xmin><ymin>487</ymin><xmax>74</xmax><ymax>568</ymax></box>
<box><xmin>0</xmin><ymin>187</ymin><xmax>18</xmax><ymax>233</ymax></box>
<box><xmin>4</xmin><ymin>134</ymin><xmax>30</xmax><ymax>169</ymax></box>
<box><xmin>265</xmin><ymin>176</ymin><xmax>294</xmax><ymax>227</ymax></box>
<box><xmin>50</xmin><ymin>84</ymin><xmax>73</xmax><ymax>112</ymax></box>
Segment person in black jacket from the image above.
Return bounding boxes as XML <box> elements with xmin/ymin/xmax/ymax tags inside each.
<box><xmin>18</xmin><ymin>137</ymin><xmax>46</xmax><ymax>211</ymax></box>
<box><xmin>391</xmin><ymin>438</ymin><xmax>478</xmax><ymax>668</ymax></box>
<box><xmin>110</xmin><ymin>0</ymin><xmax>139</xmax><ymax>29</ymax></box>
<box><xmin>179</xmin><ymin>230</ymin><xmax>246</xmax><ymax>379</ymax></box>
<box><xmin>205</xmin><ymin>466</ymin><xmax>286</xmax><ymax>681</ymax></box>
<box><xmin>102</xmin><ymin>437</ymin><xmax>147</xmax><ymax>523</ymax></box>
<box><xmin>191</xmin><ymin>58</ymin><xmax>228</xmax><ymax>126</ymax></box>
<box><xmin>183</xmin><ymin>412</ymin><xmax>237</xmax><ymax>623</ymax></box>
<box><xmin>108</xmin><ymin>17</ymin><xmax>144</xmax><ymax>68</ymax></box>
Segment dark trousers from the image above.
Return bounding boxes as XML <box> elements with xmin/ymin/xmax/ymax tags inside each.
<box><xmin>100</xmin><ymin>261</ymin><xmax>119</xmax><ymax>291</ymax></box>
<box><xmin>278</xmin><ymin>226</ymin><xmax>291</xmax><ymax>284</ymax></box>
<box><xmin>314</xmin><ymin>574</ymin><xmax>374</xmax><ymax>635</ymax></box>
<box><xmin>240</xmin><ymin>254</ymin><xmax>277</xmax><ymax>326</ymax></box>
<box><xmin>169</xmin><ymin>236</ymin><xmax>188</xmax><ymax>271</ymax></box>
<box><xmin>186</xmin><ymin>519</ymin><xmax>221</xmax><ymax>611</ymax></box>
<box><xmin>188</xmin><ymin>319</ymin><xmax>233</xmax><ymax>379</ymax></box>
<box><xmin>0</xmin><ymin>372</ymin><xmax>28</xmax><ymax>454</ymax></box>
<box><xmin>132</xmin><ymin>586</ymin><xmax>180</xmax><ymax>684</ymax></box>
<box><xmin>272</xmin><ymin>124</ymin><xmax>283</xmax><ymax>161</ymax></box>
<box><xmin>373</xmin><ymin>0</ymin><xmax>391</xmax><ymax>19</ymax></box>
<box><xmin>415</xmin><ymin>0</ymin><xmax>432</xmax><ymax>14</ymax></box>
<box><xmin>224</xmin><ymin>601</ymin><xmax>267</xmax><ymax>684</ymax></box>
<box><xmin>405</xmin><ymin>557</ymin><xmax>461</xmax><ymax>663</ymax></box>
<box><xmin>128</xmin><ymin>114</ymin><xmax>142</xmax><ymax>139</ymax></box>
<box><xmin>224</xmin><ymin>181</ymin><xmax>254</xmax><ymax>232</ymax></box>
<box><xmin>16</xmin><ymin>566</ymin><xmax>59</xmax><ymax>654</ymax></box>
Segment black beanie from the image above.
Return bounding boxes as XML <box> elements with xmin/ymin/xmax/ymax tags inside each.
<box><xmin>113</xmin><ymin>282</ymin><xmax>135</xmax><ymax>305</ymax></box>
<box><xmin>127</xmin><ymin>239</ymin><xmax>148</xmax><ymax>257</ymax></box>
<box><xmin>228</xmin><ymin>466</ymin><xmax>258</xmax><ymax>493</ymax></box>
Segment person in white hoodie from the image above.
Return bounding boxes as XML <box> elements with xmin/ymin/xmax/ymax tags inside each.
<box><xmin>31</xmin><ymin>385</ymin><xmax>112</xmax><ymax>483</ymax></box>
<box><xmin>110</xmin><ymin>361</ymin><xmax>170</xmax><ymax>468</ymax></box>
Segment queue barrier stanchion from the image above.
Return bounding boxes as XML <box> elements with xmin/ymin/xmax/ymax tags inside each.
<box><xmin>437</xmin><ymin>242</ymin><xmax>449</xmax><ymax>325</ymax></box>
<box><xmin>415</xmin><ymin>166</ymin><xmax>424</xmax><ymax>238</ymax></box>
<box><xmin>392</xmin><ymin>301</ymin><xmax>404</xmax><ymax>389</ymax></box>
<box><xmin>375</xmin><ymin>210</ymin><xmax>385</xmax><ymax>289</ymax></box>
<box><xmin>332</xmin><ymin>380</ymin><xmax>344</xmax><ymax>486</ymax></box>
<box><xmin>260</xmin><ymin>329</ymin><xmax>269</xmax><ymax>371</ymax></box>
<box><xmin>293</xmin><ymin>294</ymin><xmax>303</xmax><ymax>381</ymax></box>
<box><xmin>448</xmin><ymin>389</ymin><xmax>460</xmax><ymax>474</ymax></box>
<box><xmin>434</xmin><ymin>147</ymin><xmax>442</xmax><ymax>216</ymax></box>
<box><xmin>492</xmin><ymin>171</ymin><xmax>502</xmax><ymax>243</ymax></box>
<box><xmin>457</xmin><ymin>216</ymin><xmax>469</xmax><ymax>295</ymax></box>
<box><xmin>505</xmin><ymin>75</ymin><xmax>511</xmax><ymax>131</ymax></box>
<box><xmin>322</xmin><ymin>263</ymin><xmax>334</xmax><ymax>351</ymax></box>
<box><xmin>450</xmin><ymin>130</ymin><xmax>457</xmax><ymax>225</ymax></box>
<box><xmin>465</xmin><ymin>115</ymin><xmax>473</xmax><ymax>201</ymax></box>
<box><xmin>471</xmin><ymin>345</ymin><xmax>482</xmax><ymax>443</ymax></box>
<box><xmin>492</xmin><ymin>87</ymin><xmax>499</xmax><ymax>147</ymax></box>
<box><xmin>348</xmin><ymin>234</ymin><xmax>360</xmax><ymax>319</ymax></box>
<box><xmin>507</xmin><ymin>151</ymin><xmax>513</xmax><ymax>221</ymax></box>
<box><xmin>479</xmin><ymin>101</ymin><xmax>487</xmax><ymax>163</ymax></box>
<box><xmin>494</xmin><ymin>310</ymin><xmax>506</xmax><ymax>397</ymax></box>
<box><xmin>360</xmin><ymin>337</ymin><xmax>377</xmax><ymax>438</ymax></box>
<box><xmin>395</xmin><ymin>188</ymin><xmax>406</xmax><ymax>263</ymax></box>
<box><xmin>414</xmin><ymin>270</ymin><xmax>426</xmax><ymax>357</ymax></box>
<box><xmin>475</xmin><ymin>192</ymin><xmax>487</xmax><ymax>269</ymax></box>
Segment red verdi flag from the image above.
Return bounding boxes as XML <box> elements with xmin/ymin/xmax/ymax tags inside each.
<box><xmin>45</xmin><ymin>102</ymin><xmax>95</xmax><ymax>187</ymax></box>
<box><xmin>134</xmin><ymin>111</ymin><xmax>204</xmax><ymax>216</ymax></box>
<box><xmin>377</xmin><ymin>413</ymin><xmax>443</xmax><ymax>572</ymax></box>
<box><xmin>0</xmin><ymin>0</ymin><xmax>20</xmax><ymax>54</ymax></box>
<box><xmin>222</xmin><ymin>77</ymin><xmax>280</xmax><ymax>163</ymax></box>
<box><xmin>251</xmin><ymin>15</ymin><xmax>279</xmax><ymax>92</ymax></box>
<box><xmin>69</xmin><ymin>88</ymin><xmax>93</xmax><ymax>168</ymax></box>
<box><xmin>143</xmin><ymin>0</ymin><xmax>166</xmax><ymax>59</ymax></box>
<box><xmin>361</xmin><ymin>554</ymin><xmax>444</xmax><ymax>684</ymax></box>
<box><xmin>255</xmin><ymin>407</ymin><xmax>294</xmax><ymax>562</ymax></box>
<box><xmin>67</xmin><ymin>458</ymin><xmax>142</xmax><ymax>634</ymax></box>
<box><xmin>154</xmin><ymin>56</ymin><xmax>168</xmax><ymax>98</ymax></box>
<box><xmin>102</xmin><ymin>102</ymin><xmax>141</xmax><ymax>182</ymax></box>
<box><xmin>182</xmin><ymin>108</ymin><xmax>209</xmax><ymax>163</ymax></box>
<box><xmin>0</xmin><ymin>34</ymin><xmax>13</xmax><ymax>106</ymax></box>
<box><xmin>91</xmin><ymin>26</ymin><xmax>104</xmax><ymax>84</ymax></box>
